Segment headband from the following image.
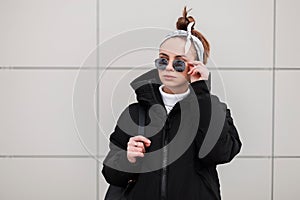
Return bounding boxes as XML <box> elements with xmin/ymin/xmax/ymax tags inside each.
<box><xmin>160</xmin><ymin>22</ymin><xmax>205</xmax><ymax>62</ymax></box>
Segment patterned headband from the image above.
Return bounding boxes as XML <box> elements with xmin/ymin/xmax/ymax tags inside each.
<box><xmin>160</xmin><ymin>22</ymin><xmax>205</xmax><ymax>62</ymax></box>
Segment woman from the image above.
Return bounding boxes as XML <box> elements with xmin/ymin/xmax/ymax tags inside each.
<box><xmin>102</xmin><ymin>7</ymin><xmax>242</xmax><ymax>200</ymax></box>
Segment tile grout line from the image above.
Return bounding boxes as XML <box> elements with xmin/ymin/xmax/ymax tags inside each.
<box><xmin>0</xmin><ymin>155</ymin><xmax>94</xmax><ymax>158</ymax></box>
<box><xmin>271</xmin><ymin>0</ymin><xmax>277</xmax><ymax>200</ymax></box>
<box><xmin>0</xmin><ymin>66</ymin><xmax>97</xmax><ymax>70</ymax></box>
<box><xmin>2</xmin><ymin>155</ymin><xmax>300</xmax><ymax>159</ymax></box>
<box><xmin>2</xmin><ymin>66</ymin><xmax>300</xmax><ymax>70</ymax></box>
<box><xmin>96</xmin><ymin>0</ymin><xmax>100</xmax><ymax>199</ymax></box>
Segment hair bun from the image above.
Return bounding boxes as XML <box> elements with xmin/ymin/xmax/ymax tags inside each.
<box><xmin>175</xmin><ymin>6</ymin><xmax>210</xmax><ymax>65</ymax></box>
<box><xmin>176</xmin><ymin>6</ymin><xmax>195</xmax><ymax>31</ymax></box>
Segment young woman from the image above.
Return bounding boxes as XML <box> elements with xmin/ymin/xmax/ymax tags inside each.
<box><xmin>102</xmin><ymin>7</ymin><xmax>242</xmax><ymax>200</ymax></box>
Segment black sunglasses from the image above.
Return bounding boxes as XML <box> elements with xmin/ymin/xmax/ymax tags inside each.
<box><xmin>154</xmin><ymin>58</ymin><xmax>186</xmax><ymax>72</ymax></box>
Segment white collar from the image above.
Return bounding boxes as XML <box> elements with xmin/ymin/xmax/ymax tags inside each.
<box><xmin>159</xmin><ymin>85</ymin><xmax>190</xmax><ymax>107</ymax></box>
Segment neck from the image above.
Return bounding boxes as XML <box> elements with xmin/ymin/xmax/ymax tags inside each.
<box><xmin>162</xmin><ymin>84</ymin><xmax>189</xmax><ymax>94</ymax></box>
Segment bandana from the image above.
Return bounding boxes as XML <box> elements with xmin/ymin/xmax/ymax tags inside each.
<box><xmin>159</xmin><ymin>22</ymin><xmax>205</xmax><ymax>62</ymax></box>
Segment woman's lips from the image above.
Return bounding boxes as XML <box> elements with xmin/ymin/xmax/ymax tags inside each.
<box><xmin>163</xmin><ymin>75</ymin><xmax>176</xmax><ymax>79</ymax></box>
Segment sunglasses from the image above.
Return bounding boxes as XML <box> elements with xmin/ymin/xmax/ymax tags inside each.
<box><xmin>154</xmin><ymin>58</ymin><xmax>186</xmax><ymax>72</ymax></box>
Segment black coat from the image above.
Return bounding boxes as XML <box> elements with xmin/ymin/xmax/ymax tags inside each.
<box><xmin>102</xmin><ymin>69</ymin><xmax>242</xmax><ymax>200</ymax></box>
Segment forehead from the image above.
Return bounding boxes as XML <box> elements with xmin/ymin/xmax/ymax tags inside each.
<box><xmin>159</xmin><ymin>37</ymin><xmax>196</xmax><ymax>60</ymax></box>
<box><xmin>160</xmin><ymin>37</ymin><xmax>186</xmax><ymax>55</ymax></box>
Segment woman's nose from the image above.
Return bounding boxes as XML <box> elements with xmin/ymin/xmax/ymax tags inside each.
<box><xmin>165</xmin><ymin>60</ymin><xmax>174</xmax><ymax>71</ymax></box>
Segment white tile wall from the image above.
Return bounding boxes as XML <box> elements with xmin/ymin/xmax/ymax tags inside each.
<box><xmin>189</xmin><ymin>0</ymin><xmax>274</xmax><ymax>68</ymax></box>
<box><xmin>276</xmin><ymin>0</ymin><xmax>300</xmax><ymax>67</ymax></box>
<box><xmin>211</xmin><ymin>70</ymin><xmax>273</xmax><ymax>156</ymax></box>
<box><xmin>98</xmin><ymin>28</ymin><xmax>170</xmax><ymax>68</ymax></box>
<box><xmin>0</xmin><ymin>0</ymin><xmax>299</xmax><ymax>199</ymax></box>
<box><xmin>0</xmin><ymin>0</ymin><xmax>96</xmax><ymax>66</ymax></box>
<box><xmin>99</xmin><ymin>1</ymin><xmax>184</xmax><ymax>42</ymax></box>
<box><xmin>218</xmin><ymin>158</ymin><xmax>272</xmax><ymax>200</ymax></box>
<box><xmin>0</xmin><ymin>70</ymin><xmax>97</xmax><ymax>155</ymax></box>
<box><xmin>275</xmin><ymin>71</ymin><xmax>300</xmax><ymax>156</ymax></box>
<box><xmin>0</xmin><ymin>158</ymin><xmax>96</xmax><ymax>200</ymax></box>
<box><xmin>274</xmin><ymin>159</ymin><xmax>300</xmax><ymax>200</ymax></box>
<box><xmin>99</xmin><ymin>0</ymin><xmax>274</xmax><ymax>68</ymax></box>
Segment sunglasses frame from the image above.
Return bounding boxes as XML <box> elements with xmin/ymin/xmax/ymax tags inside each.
<box><xmin>154</xmin><ymin>57</ymin><xmax>187</xmax><ymax>72</ymax></box>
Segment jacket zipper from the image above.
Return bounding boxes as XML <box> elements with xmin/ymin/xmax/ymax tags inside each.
<box><xmin>161</xmin><ymin>117</ymin><xmax>170</xmax><ymax>200</ymax></box>
<box><xmin>147</xmin><ymin>81</ymin><xmax>170</xmax><ymax>200</ymax></box>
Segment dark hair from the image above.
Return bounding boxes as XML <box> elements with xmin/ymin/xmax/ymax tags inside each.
<box><xmin>176</xmin><ymin>6</ymin><xmax>210</xmax><ymax>64</ymax></box>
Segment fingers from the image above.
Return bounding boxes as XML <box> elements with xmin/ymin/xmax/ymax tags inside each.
<box><xmin>187</xmin><ymin>63</ymin><xmax>205</xmax><ymax>73</ymax></box>
<box><xmin>127</xmin><ymin>136</ymin><xmax>151</xmax><ymax>163</ymax></box>
<box><xmin>187</xmin><ymin>61</ymin><xmax>209</xmax><ymax>81</ymax></box>
<box><xmin>127</xmin><ymin>142</ymin><xmax>146</xmax><ymax>153</ymax></box>
<box><xmin>128</xmin><ymin>140</ymin><xmax>144</xmax><ymax>149</ymax></box>
<box><xmin>188</xmin><ymin>67</ymin><xmax>199</xmax><ymax>75</ymax></box>
<box><xmin>130</xmin><ymin>135</ymin><xmax>151</xmax><ymax>147</ymax></box>
<box><xmin>127</xmin><ymin>151</ymin><xmax>145</xmax><ymax>158</ymax></box>
<box><xmin>188</xmin><ymin>67</ymin><xmax>202</xmax><ymax>79</ymax></box>
<box><xmin>127</xmin><ymin>145</ymin><xmax>145</xmax><ymax>153</ymax></box>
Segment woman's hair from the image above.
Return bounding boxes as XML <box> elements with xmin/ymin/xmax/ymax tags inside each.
<box><xmin>176</xmin><ymin>6</ymin><xmax>210</xmax><ymax>64</ymax></box>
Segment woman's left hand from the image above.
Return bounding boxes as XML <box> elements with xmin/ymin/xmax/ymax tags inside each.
<box><xmin>187</xmin><ymin>61</ymin><xmax>209</xmax><ymax>83</ymax></box>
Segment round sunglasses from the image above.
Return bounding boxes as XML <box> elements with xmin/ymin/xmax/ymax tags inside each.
<box><xmin>154</xmin><ymin>58</ymin><xmax>186</xmax><ymax>72</ymax></box>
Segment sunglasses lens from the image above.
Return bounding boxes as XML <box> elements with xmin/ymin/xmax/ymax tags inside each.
<box><xmin>155</xmin><ymin>58</ymin><xmax>168</xmax><ymax>70</ymax></box>
<box><xmin>173</xmin><ymin>60</ymin><xmax>186</xmax><ymax>72</ymax></box>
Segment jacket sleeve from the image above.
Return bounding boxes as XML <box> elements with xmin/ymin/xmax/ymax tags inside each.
<box><xmin>101</xmin><ymin>104</ymin><xmax>141</xmax><ymax>187</ymax></box>
<box><xmin>191</xmin><ymin>80</ymin><xmax>242</xmax><ymax>166</ymax></box>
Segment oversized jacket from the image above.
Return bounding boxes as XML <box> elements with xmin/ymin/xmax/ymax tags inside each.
<box><xmin>102</xmin><ymin>69</ymin><xmax>242</xmax><ymax>200</ymax></box>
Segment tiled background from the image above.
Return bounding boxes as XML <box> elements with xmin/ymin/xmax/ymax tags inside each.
<box><xmin>0</xmin><ymin>0</ymin><xmax>299</xmax><ymax>199</ymax></box>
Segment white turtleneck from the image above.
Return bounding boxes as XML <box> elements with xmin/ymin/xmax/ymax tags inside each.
<box><xmin>159</xmin><ymin>85</ymin><xmax>190</xmax><ymax>114</ymax></box>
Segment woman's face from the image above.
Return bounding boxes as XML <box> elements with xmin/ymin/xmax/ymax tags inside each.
<box><xmin>158</xmin><ymin>37</ymin><xmax>197</xmax><ymax>94</ymax></box>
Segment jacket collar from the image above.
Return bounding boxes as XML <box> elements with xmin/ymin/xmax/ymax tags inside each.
<box><xmin>130</xmin><ymin>69</ymin><xmax>163</xmax><ymax>107</ymax></box>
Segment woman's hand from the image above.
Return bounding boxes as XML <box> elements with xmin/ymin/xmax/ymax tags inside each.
<box><xmin>187</xmin><ymin>61</ymin><xmax>209</xmax><ymax>83</ymax></box>
<box><xmin>127</xmin><ymin>135</ymin><xmax>151</xmax><ymax>163</ymax></box>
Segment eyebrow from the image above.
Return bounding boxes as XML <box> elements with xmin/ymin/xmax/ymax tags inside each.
<box><xmin>159</xmin><ymin>53</ymin><xmax>187</xmax><ymax>59</ymax></box>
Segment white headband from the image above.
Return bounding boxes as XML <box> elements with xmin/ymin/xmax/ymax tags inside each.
<box><xmin>160</xmin><ymin>22</ymin><xmax>205</xmax><ymax>62</ymax></box>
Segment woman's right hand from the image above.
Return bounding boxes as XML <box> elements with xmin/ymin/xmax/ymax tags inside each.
<box><xmin>127</xmin><ymin>135</ymin><xmax>151</xmax><ymax>163</ymax></box>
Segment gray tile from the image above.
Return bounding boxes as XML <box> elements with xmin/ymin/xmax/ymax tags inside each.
<box><xmin>99</xmin><ymin>0</ymin><xmax>174</xmax><ymax>68</ymax></box>
<box><xmin>0</xmin><ymin>0</ymin><xmax>96</xmax><ymax>66</ymax></box>
<box><xmin>275</xmin><ymin>71</ymin><xmax>300</xmax><ymax>156</ymax></box>
<box><xmin>0</xmin><ymin>70</ymin><xmax>97</xmax><ymax>155</ymax></box>
<box><xmin>98</xmin><ymin>28</ymin><xmax>170</xmax><ymax>68</ymax></box>
<box><xmin>276</xmin><ymin>0</ymin><xmax>300</xmax><ymax>67</ymax></box>
<box><xmin>0</xmin><ymin>158</ymin><xmax>96</xmax><ymax>200</ymax></box>
<box><xmin>189</xmin><ymin>0</ymin><xmax>274</xmax><ymax>68</ymax></box>
<box><xmin>218</xmin><ymin>158</ymin><xmax>272</xmax><ymax>200</ymax></box>
<box><xmin>99</xmin><ymin>1</ymin><xmax>181</xmax><ymax>43</ymax></box>
<box><xmin>274</xmin><ymin>158</ymin><xmax>300</xmax><ymax>200</ymax></box>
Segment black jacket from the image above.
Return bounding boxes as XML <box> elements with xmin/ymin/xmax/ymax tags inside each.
<box><xmin>102</xmin><ymin>69</ymin><xmax>242</xmax><ymax>200</ymax></box>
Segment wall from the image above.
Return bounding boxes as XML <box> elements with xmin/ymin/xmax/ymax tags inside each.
<box><xmin>0</xmin><ymin>0</ymin><xmax>299</xmax><ymax>199</ymax></box>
